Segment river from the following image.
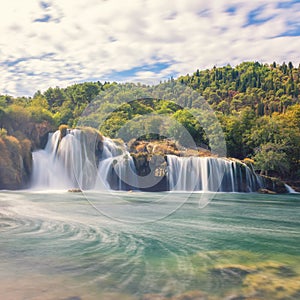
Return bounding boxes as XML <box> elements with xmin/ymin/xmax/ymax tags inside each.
<box><xmin>0</xmin><ymin>191</ymin><xmax>299</xmax><ymax>299</ymax></box>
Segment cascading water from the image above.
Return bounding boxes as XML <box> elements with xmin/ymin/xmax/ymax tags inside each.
<box><xmin>31</xmin><ymin>131</ymin><xmax>72</xmax><ymax>189</ymax></box>
<box><xmin>96</xmin><ymin>138</ymin><xmax>138</xmax><ymax>190</ymax></box>
<box><xmin>167</xmin><ymin>155</ymin><xmax>263</xmax><ymax>192</ymax></box>
<box><xmin>284</xmin><ymin>184</ymin><xmax>297</xmax><ymax>193</ymax></box>
<box><xmin>32</xmin><ymin>129</ymin><xmax>263</xmax><ymax>192</ymax></box>
<box><xmin>31</xmin><ymin>129</ymin><xmax>137</xmax><ymax>190</ymax></box>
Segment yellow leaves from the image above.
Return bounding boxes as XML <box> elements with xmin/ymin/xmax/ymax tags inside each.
<box><xmin>0</xmin><ymin>128</ymin><xmax>7</xmax><ymax>137</ymax></box>
<box><xmin>28</xmin><ymin>96</ymin><xmax>49</xmax><ymax>110</ymax></box>
<box><xmin>243</xmin><ymin>157</ymin><xmax>255</xmax><ymax>165</ymax></box>
<box><xmin>59</xmin><ymin>124</ymin><xmax>68</xmax><ymax>139</ymax></box>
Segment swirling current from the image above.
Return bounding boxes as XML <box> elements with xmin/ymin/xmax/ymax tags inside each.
<box><xmin>0</xmin><ymin>191</ymin><xmax>300</xmax><ymax>300</ymax></box>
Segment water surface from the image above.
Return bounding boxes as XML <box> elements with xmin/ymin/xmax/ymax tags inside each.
<box><xmin>0</xmin><ymin>191</ymin><xmax>299</xmax><ymax>299</ymax></box>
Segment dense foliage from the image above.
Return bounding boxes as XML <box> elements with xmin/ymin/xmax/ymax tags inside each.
<box><xmin>1</xmin><ymin>61</ymin><xmax>300</xmax><ymax>182</ymax></box>
<box><xmin>0</xmin><ymin>129</ymin><xmax>32</xmax><ymax>188</ymax></box>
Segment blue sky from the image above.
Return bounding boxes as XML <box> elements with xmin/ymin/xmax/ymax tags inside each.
<box><xmin>0</xmin><ymin>0</ymin><xmax>299</xmax><ymax>96</ymax></box>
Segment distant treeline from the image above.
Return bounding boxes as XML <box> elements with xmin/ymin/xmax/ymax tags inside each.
<box><xmin>1</xmin><ymin>61</ymin><xmax>300</xmax><ymax>182</ymax></box>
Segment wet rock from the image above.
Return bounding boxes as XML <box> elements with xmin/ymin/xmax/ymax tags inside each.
<box><xmin>260</xmin><ymin>176</ymin><xmax>288</xmax><ymax>193</ymax></box>
<box><xmin>257</xmin><ymin>188</ymin><xmax>276</xmax><ymax>194</ymax></box>
<box><xmin>68</xmin><ymin>188</ymin><xmax>82</xmax><ymax>193</ymax></box>
<box><xmin>211</xmin><ymin>264</ymin><xmax>255</xmax><ymax>278</ymax></box>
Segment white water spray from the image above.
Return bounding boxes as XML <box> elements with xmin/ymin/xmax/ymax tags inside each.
<box><xmin>32</xmin><ymin>130</ymin><xmax>264</xmax><ymax>192</ymax></box>
<box><xmin>167</xmin><ymin>155</ymin><xmax>263</xmax><ymax>192</ymax></box>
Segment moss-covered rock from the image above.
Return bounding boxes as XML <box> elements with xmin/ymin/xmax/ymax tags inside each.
<box><xmin>207</xmin><ymin>260</ymin><xmax>300</xmax><ymax>300</ymax></box>
<box><xmin>59</xmin><ymin>124</ymin><xmax>69</xmax><ymax>140</ymax></box>
<box><xmin>79</xmin><ymin>126</ymin><xmax>104</xmax><ymax>162</ymax></box>
<box><xmin>257</xmin><ymin>188</ymin><xmax>276</xmax><ymax>194</ymax></box>
<box><xmin>260</xmin><ymin>175</ymin><xmax>288</xmax><ymax>193</ymax></box>
<box><xmin>129</xmin><ymin>139</ymin><xmax>212</xmax><ymax>157</ymax></box>
<box><xmin>243</xmin><ymin>272</ymin><xmax>300</xmax><ymax>299</ymax></box>
<box><xmin>0</xmin><ymin>134</ymin><xmax>32</xmax><ymax>189</ymax></box>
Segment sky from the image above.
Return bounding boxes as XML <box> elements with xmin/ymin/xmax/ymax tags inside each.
<box><xmin>0</xmin><ymin>0</ymin><xmax>300</xmax><ymax>97</ymax></box>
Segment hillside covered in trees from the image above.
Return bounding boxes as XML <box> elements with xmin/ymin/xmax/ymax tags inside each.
<box><xmin>1</xmin><ymin>61</ymin><xmax>300</xmax><ymax>188</ymax></box>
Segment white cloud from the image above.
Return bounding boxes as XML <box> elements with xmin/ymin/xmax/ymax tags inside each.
<box><xmin>0</xmin><ymin>0</ymin><xmax>299</xmax><ymax>96</ymax></box>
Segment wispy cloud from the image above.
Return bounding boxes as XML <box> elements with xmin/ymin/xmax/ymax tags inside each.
<box><xmin>243</xmin><ymin>5</ymin><xmax>276</xmax><ymax>27</ymax></box>
<box><xmin>0</xmin><ymin>0</ymin><xmax>299</xmax><ymax>96</ymax></box>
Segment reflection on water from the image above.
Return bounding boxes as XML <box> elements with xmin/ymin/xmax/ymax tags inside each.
<box><xmin>0</xmin><ymin>191</ymin><xmax>299</xmax><ymax>300</ymax></box>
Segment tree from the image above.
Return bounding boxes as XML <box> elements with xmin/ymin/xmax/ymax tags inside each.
<box><xmin>44</xmin><ymin>87</ymin><xmax>66</xmax><ymax>110</ymax></box>
<box><xmin>253</xmin><ymin>143</ymin><xmax>290</xmax><ymax>176</ymax></box>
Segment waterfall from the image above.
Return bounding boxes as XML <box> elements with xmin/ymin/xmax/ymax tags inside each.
<box><xmin>96</xmin><ymin>138</ymin><xmax>138</xmax><ymax>190</ymax></box>
<box><xmin>167</xmin><ymin>155</ymin><xmax>263</xmax><ymax>192</ymax></box>
<box><xmin>284</xmin><ymin>184</ymin><xmax>297</xmax><ymax>193</ymax></box>
<box><xmin>32</xmin><ymin>131</ymin><xmax>72</xmax><ymax>189</ymax></box>
<box><xmin>31</xmin><ymin>130</ymin><xmax>136</xmax><ymax>190</ymax></box>
<box><xmin>32</xmin><ymin>129</ymin><xmax>263</xmax><ymax>192</ymax></box>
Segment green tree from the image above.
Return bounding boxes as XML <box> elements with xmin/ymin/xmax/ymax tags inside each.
<box><xmin>253</xmin><ymin>143</ymin><xmax>290</xmax><ymax>176</ymax></box>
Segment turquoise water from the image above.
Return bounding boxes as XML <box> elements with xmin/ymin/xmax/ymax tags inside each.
<box><xmin>0</xmin><ymin>191</ymin><xmax>299</xmax><ymax>299</ymax></box>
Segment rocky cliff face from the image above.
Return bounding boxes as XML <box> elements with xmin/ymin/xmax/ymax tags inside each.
<box><xmin>131</xmin><ymin>153</ymin><xmax>168</xmax><ymax>191</ymax></box>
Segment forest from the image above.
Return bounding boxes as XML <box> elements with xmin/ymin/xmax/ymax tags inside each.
<box><xmin>1</xmin><ymin>61</ymin><xmax>300</xmax><ymax>188</ymax></box>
